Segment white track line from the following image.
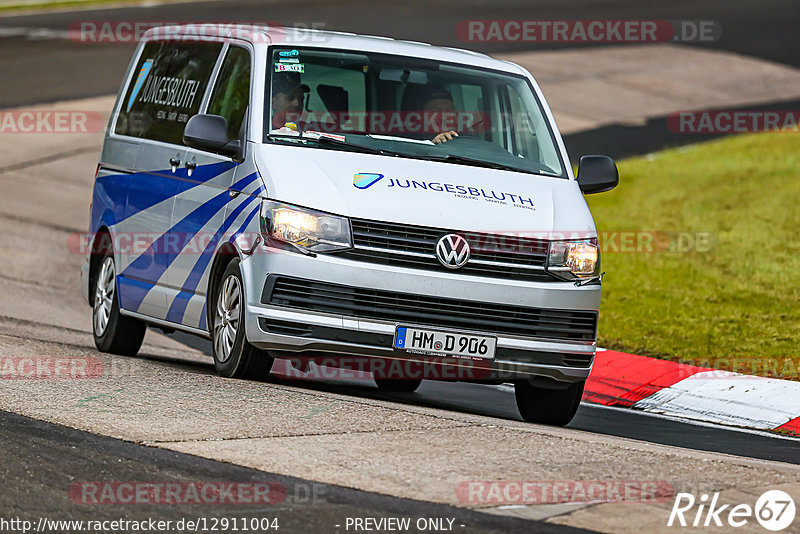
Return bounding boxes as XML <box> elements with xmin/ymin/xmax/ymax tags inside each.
<box><xmin>581</xmin><ymin>402</ymin><xmax>800</xmax><ymax>442</ymax></box>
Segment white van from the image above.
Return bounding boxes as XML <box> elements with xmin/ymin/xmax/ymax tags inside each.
<box><xmin>81</xmin><ymin>25</ymin><xmax>618</xmax><ymax>426</ymax></box>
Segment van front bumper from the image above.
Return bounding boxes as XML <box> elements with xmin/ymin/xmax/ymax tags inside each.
<box><xmin>240</xmin><ymin>246</ymin><xmax>601</xmax><ymax>384</ymax></box>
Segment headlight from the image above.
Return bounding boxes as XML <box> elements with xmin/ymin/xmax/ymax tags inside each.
<box><xmin>260</xmin><ymin>200</ymin><xmax>352</xmax><ymax>253</ymax></box>
<box><xmin>547</xmin><ymin>239</ymin><xmax>599</xmax><ymax>278</ymax></box>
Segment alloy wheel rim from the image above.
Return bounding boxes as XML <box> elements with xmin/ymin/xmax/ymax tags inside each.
<box><xmin>93</xmin><ymin>256</ymin><xmax>115</xmax><ymax>336</ymax></box>
<box><xmin>214</xmin><ymin>274</ymin><xmax>241</xmax><ymax>363</ymax></box>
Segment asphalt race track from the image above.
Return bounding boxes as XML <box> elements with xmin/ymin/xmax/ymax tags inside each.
<box><xmin>173</xmin><ymin>331</ymin><xmax>800</xmax><ymax>466</ymax></box>
<box><xmin>1</xmin><ymin>410</ymin><xmax>588</xmax><ymax>534</ymax></box>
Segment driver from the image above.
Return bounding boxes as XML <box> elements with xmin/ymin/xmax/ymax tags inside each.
<box><xmin>422</xmin><ymin>86</ymin><xmax>459</xmax><ymax>144</ymax></box>
<box><xmin>271</xmin><ymin>72</ymin><xmax>310</xmax><ymax>131</ymax></box>
<box><xmin>403</xmin><ymin>83</ymin><xmax>460</xmax><ymax>144</ymax></box>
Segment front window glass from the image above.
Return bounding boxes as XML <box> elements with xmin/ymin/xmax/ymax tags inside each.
<box><xmin>264</xmin><ymin>47</ymin><xmax>566</xmax><ymax>178</ymax></box>
<box><xmin>208</xmin><ymin>46</ymin><xmax>251</xmax><ymax>140</ymax></box>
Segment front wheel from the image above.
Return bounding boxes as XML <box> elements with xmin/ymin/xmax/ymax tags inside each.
<box><xmin>92</xmin><ymin>254</ymin><xmax>145</xmax><ymax>356</ymax></box>
<box><xmin>514</xmin><ymin>379</ymin><xmax>584</xmax><ymax>426</ymax></box>
<box><xmin>212</xmin><ymin>259</ymin><xmax>273</xmax><ymax>380</ymax></box>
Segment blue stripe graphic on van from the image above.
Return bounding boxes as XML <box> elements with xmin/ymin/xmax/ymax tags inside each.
<box><xmin>125</xmin><ymin>162</ymin><xmax>237</xmax><ymax>224</ymax></box>
<box><xmin>94</xmin><ymin>161</ymin><xmax>236</xmax><ymax>230</ymax></box>
<box><xmin>116</xmin><ymin>275</ymin><xmax>155</xmax><ymax>312</ymax></box>
<box><xmin>196</xmin><ymin>198</ymin><xmax>262</xmax><ymax>331</ymax></box>
<box><xmin>120</xmin><ymin>172</ymin><xmax>259</xmax><ymax>312</ymax></box>
<box><xmin>165</xmin><ymin>192</ymin><xmax>261</xmax><ymax>324</ymax></box>
<box><xmin>198</xmin><ymin>303</ymin><xmax>207</xmax><ymax>331</ymax></box>
<box><xmin>163</xmin><ymin>291</ymin><xmax>195</xmax><ymax>326</ymax></box>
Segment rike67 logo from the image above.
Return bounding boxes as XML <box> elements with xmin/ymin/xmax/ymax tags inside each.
<box><xmin>668</xmin><ymin>490</ymin><xmax>796</xmax><ymax>531</ymax></box>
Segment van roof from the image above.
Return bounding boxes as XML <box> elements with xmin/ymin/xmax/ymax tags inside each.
<box><xmin>142</xmin><ymin>24</ymin><xmax>524</xmax><ymax>75</ymax></box>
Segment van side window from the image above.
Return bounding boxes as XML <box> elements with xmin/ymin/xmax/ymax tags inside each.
<box><xmin>115</xmin><ymin>41</ymin><xmax>222</xmax><ymax>145</ymax></box>
<box><xmin>505</xmin><ymin>85</ymin><xmax>561</xmax><ymax>172</ymax></box>
<box><xmin>207</xmin><ymin>46</ymin><xmax>251</xmax><ymax>140</ymax></box>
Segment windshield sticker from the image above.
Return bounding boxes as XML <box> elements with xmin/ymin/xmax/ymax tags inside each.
<box><xmin>278</xmin><ymin>49</ymin><xmax>300</xmax><ymax>57</ymax></box>
<box><xmin>304</xmin><ymin>131</ymin><xmax>346</xmax><ymax>142</ymax></box>
<box><xmin>353</xmin><ymin>173</ymin><xmax>535</xmax><ymax>210</ymax></box>
<box><xmin>126</xmin><ymin>59</ymin><xmax>153</xmax><ymax>112</ymax></box>
<box><xmin>278</xmin><ymin>58</ymin><xmax>300</xmax><ymax>63</ymax></box>
<box><xmin>367</xmin><ymin>134</ymin><xmax>434</xmax><ymax>145</ymax></box>
<box><xmin>275</xmin><ymin>63</ymin><xmax>304</xmax><ymax>73</ymax></box>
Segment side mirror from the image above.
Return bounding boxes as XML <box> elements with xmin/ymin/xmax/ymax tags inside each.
<box><xmin>183</xmin><ymin>114</ymin><xmax>241</xmax><ymax>159</ymax></box>
<box><xmin>576</xmin><ymin>155</ymin><xmax>618</xmax><ymax>194</ymax></box>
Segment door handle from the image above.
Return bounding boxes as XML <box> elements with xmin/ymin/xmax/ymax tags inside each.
<box><xmin>228</xmin><ymin>189</ymin><xmax>241</xmax><ymax>199</ymax></box>
<box><xmin>185</xmin><ymin>158</ymin><xmax>196</xmax><ymax>177</ymax></box>
<box><xmin>169</xmin><ymin>155</ymin><xmax>181</xmax><ymax>173</ymax></box>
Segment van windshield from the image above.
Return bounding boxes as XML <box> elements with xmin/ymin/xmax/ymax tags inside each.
<box><xmin>265</xmin><ymin>47</ymin><xmax>567</xmax><ymax>178</ymax></box>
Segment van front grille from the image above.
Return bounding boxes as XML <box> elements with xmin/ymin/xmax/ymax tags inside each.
<box><xmin>263</xmin><ymin>276</ymin><xmax>598</xmax><ymax>342</ymax></box>
<box><xmin>333</xmin><ymin>219</ymin><xmax>555</xmax><ymax>282</ymax></box>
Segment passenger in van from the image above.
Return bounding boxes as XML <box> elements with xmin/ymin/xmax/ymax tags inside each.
<box><xmin>270</xmin><ymin>72</ymin><xmax>309</xmax><ymax>131</ymax></box>
<box><xmin>270</xmin><ymin>71</ymin><xmax>340</xmax><ymax>133</ymax></box>
<box><xmin>402</xmin><ymin>83</ymin><xmax>459</xmax><ymax>144</ymax></box>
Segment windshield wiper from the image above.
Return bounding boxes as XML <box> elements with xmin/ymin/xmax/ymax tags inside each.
<box><xmin>266</xmin><ymin>132</ymin><xmax>404</xmax><ymax>157</ymax></box>
<box><xmin>421</xmin><ymin>154</ymin><xmax>522</xmax><ymax>172</ymax></box>
<box><xmin>422</xmin><ymin>154</ymin><xmax>556</xmax><ymax>175</ymax></box>
<box><xmin>311</xmin><ymin>134</ymin><xmax>407</xmax><ymax>157</ymax></box>
<box><xmin>266</xmin><ymin>134</ymin><xmax>557</xmax><ymax>175</ymax></box>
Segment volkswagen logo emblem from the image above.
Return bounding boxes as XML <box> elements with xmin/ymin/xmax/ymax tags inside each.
<box><xmin>435</xmin><ymin>234</ymin><xmax>470</xmax><ymax>269</ymax></box>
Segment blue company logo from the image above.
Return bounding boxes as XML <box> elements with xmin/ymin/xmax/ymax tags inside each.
<box><xmin>127</xmin><ymin>59</ymin><xmax>153</xmax><ymax>112</ymax></box>
<box><xmin>353</xmin><ymin>173</ymin><xmax>384</xmax><ymax>189</ymax></box>
<box><xmin>279</xmin><ymin>49</ymin><xmax>300</xmax><ymax>57</ymax></box>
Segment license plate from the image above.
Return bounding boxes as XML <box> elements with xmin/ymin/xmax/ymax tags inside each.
<box><xmin>394</xmin><ymin>326</ymin><xmax>496</xmax><ymax>360</ymax></box>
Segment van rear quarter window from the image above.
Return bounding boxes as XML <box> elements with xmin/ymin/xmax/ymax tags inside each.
<box><xmin>115</xmin><ymin>41</ymin><xmax>222</xmax><ymax>145</ymax></box>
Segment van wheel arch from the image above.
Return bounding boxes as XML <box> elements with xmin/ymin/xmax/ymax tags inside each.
<box><xmin>88</xmin><ymin>227</ymin><xmax>113</xmax><ymax>306</ymax></box>
<box><xmin>90</xmin><ymin>232</ymin><xmax>145</xmax><ymax>356</ymax></box>
<box><xmin>206</xmin><ymin>242</ymin><xmax>242</xmax><ymax>335</ymax></box>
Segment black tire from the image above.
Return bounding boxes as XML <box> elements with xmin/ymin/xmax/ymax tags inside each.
<box><xmin>92</xmin><ymin>251</ymin><xmax>145</xmax><ymax>356</ymax></box>
<box><xmin>374</xmin><ymin>378</ymin><xmax>422</xmax><ymax>393</ymax></box>
<box><xmin>211</xmin><ymin>258</ymin><xmax>273</xmax><ymax>380</ymax></box>
<box><xmin>514</xmin><ymin>379</ymin><xmax>584</xmax><ymax>426</ymax></box>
